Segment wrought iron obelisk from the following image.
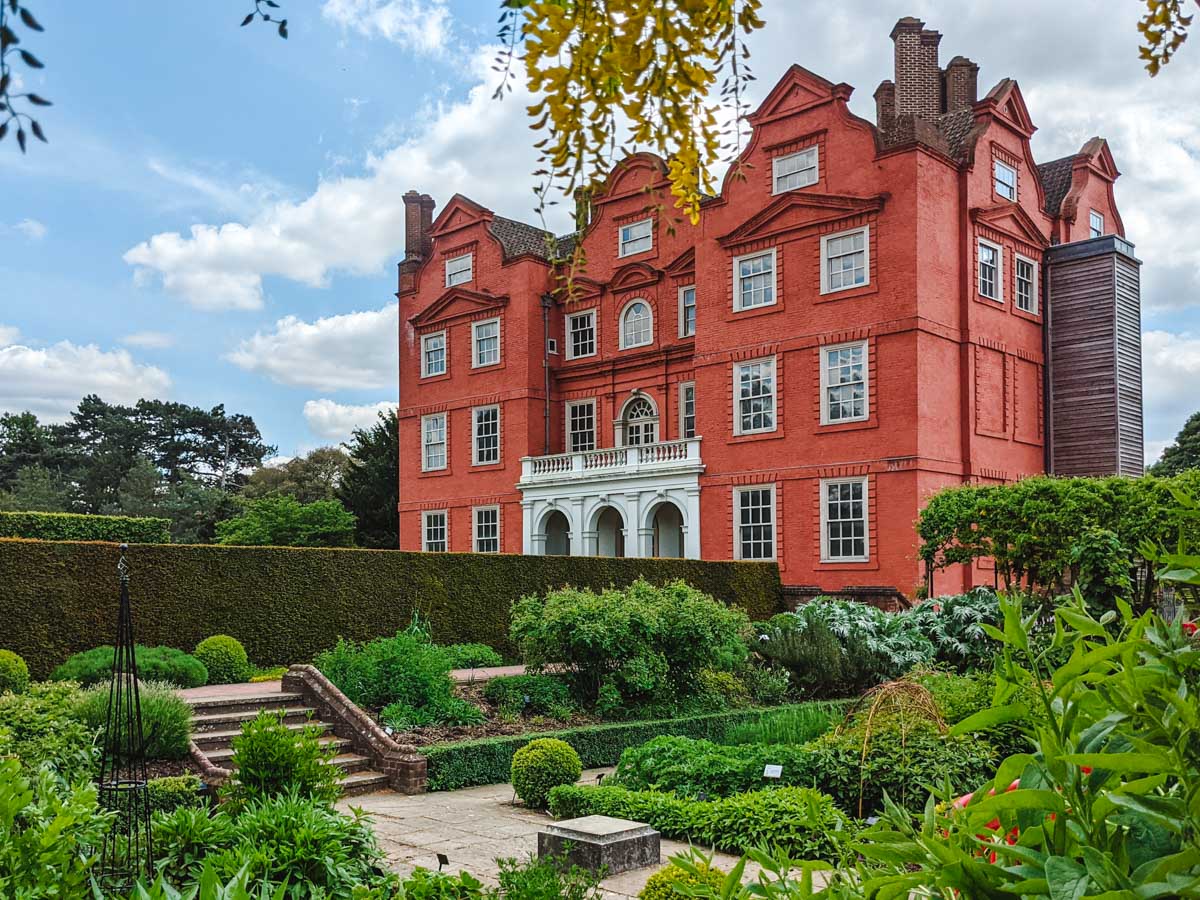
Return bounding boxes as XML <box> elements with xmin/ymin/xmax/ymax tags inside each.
<box><xmin>98</xmin><ymin>543</ymin><xmax>154</xmax><ymax>888</ymax></box>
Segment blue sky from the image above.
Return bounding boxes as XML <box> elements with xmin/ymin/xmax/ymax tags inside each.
<box><xmin>1</xmin><ymin>1</ymin><xmax>1197</xmax><ymax>462</ymax></box>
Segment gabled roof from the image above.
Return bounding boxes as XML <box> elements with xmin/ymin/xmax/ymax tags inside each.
<box><xmin>489</xmin><ymin>216</ymin><xmax>561</xmax><ymax>262</ymax></box>
<box><xmin>1036</xmin><ymin>155</ymin><xmax>1077</xmax><ymax>216</ymax></box>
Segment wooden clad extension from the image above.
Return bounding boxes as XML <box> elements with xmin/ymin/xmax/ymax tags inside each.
<box><xmin>1046</xmin><ymin>236</ymin><xmax>1144</xmax><ymax>477</ymax></box>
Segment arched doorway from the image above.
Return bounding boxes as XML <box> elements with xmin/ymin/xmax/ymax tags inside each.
<box><xmin>618</xmin><ymin>394</ymin><xmax>658</xmax><ymax>446</ymax></box>
<box><xmin>650</xmin><ymin>502</ymin><xmax>684</xmax><ymax>558</ymax></box>
<box><xmin>543</xmin><ymin>509</ymin><xmax>570</xmax><ymax>555</ymax></box>
<box><xmin>595</xmin><ymin>506</ymin><xmax>626</xmax><ymax>557</ymax></box>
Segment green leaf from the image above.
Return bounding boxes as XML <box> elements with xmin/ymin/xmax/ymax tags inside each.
<box><xmin>1045</xmin><ymin>856</ymin><xmax>1089</xmax><ymax>900</ymax></box>
<box><xmin>1062</xmin><ymin>752</ymin><xmax>1172</xmax><ymax>773</ymax></box>
<box><xmin>949</xmin><ymin>703</ymin><xmax>1028</xmax><ymax>736</ymax></box>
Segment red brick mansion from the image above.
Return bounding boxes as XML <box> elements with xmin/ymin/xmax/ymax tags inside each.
<box><xmin>394</xmin><ymin>17</ymin><xmax>1143</xmax><ymax>601</ymax></box>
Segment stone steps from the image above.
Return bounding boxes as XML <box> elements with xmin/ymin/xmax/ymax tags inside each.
<box><xmin>183</xmin><ymin>687</ymin><xmax>391</xmax><ymax>797</ymax></box>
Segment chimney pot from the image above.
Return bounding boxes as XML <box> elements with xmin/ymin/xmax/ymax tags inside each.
<box><xmin>402</xmin><ymin>191</ymin><xmax>436</xmax><ymax>263</ymax></box>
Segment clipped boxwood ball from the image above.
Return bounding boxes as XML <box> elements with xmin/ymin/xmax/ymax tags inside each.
<box><xmin>639</xmin><ymin>862</ymin><xmax>727</xmax><ymax>900</ymax></box>
<box><xmin>194</xmin><ymin>635</ymin><xmax>251</xmax><ymax>685</ymax></box>
<box><xmin>510</xmin><ymin>737</ymin><xmax>582</xmax><ymax>809</ymax></box>
<box><xmin>0</xmin><ymin>649</ymin><xmax>30</xmax><ymax>695</ymax></box>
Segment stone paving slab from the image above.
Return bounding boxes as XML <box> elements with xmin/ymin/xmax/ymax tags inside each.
<box><xmin>341</xmin><ymin>768</ymin><xmax>761</xmax><ymax>900</ymax></box>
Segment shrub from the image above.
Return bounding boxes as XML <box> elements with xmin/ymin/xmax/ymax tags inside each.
<box><xmin>440</xmin><ymin>643</ymin><xmax>504</xmax><ymax>669</ymax></box>
<box><xmin>0</xmin><ymin>649</ymin><xmax>29</xmax><ymax>695</ymax></box>
<box><xmin>74</xmin><ymin>680</ymin><xmax>192</xmax><ymax>761</ymax></box>
<box><xmin>547</xmin><ymin>784</ymin><xmax>851</xmax><ymax>861</ymax></box>
<box><xmin>399</xmin><ymin>867</ymin><xmax>486</xmax><ymax>900</ymax></box>
<box><xmin>0</xmin><ymin>758</ymin><xmax>112</xmax><ymax>896</ymax></box>
<box><xmin>50</xmin><ymin>644</ymin><xmax>207</xmax><ymax>689</ymax></box>
<box><xmin>611</xmin><ymin>735</ymin><xmax>813</xmax><ymax>798</ymax></box>
<box><xmin>496</xmin><ymin>852</ymin><xmax>602</xmax><ymax>900</ymax></box>
<box><xmin>739</xmin><ymin>663</ymin><xmax>790</xmax><ymax>706</ymax></box>
<box><xmin>215</xmin><ymin>496</ymin><xmax>358</xmax><ymax>548</ymax></box>
<box><xmin>194</xmin><ymin>635</ymin><xmax>252</xmax><ymax>685</ymax></box>
<box><xmin>908</xmin><ymin>587</ymin><xmax>1001</xmax><ymax>671</ymax></box>
<box><xmin>315</xmin><ymin>627</ymin><xmax>457</xmax><ymax>712</ymax></box>
<box><xmin>146</xmin><ymin>774</ymin><xmax>204</xmax><ymax>816</ymax></box>
<box><xmin>1</xmin><ymin>539</ymin><xmax>782</xmax><ymax>679</ymax></box>
<box><xmin>381</xmin><ymin>696</ymin><xmax>485</xmax><ymax>731</ymax></box>
<box><xmin>483</xmin><ymin>674</ymin><xmax>574</xmax><ymax>718</ymax></box>
<box><xmin>640</xmin><ymin>861</ymin><xmax>726</xmax><ymax>900</ymax></box>
<box><xmin>696</xmin><ymin>668</ymin><xmax>751</xmax><ymax>708</ymax></box>
<box><xmin>511</xmin><ymin>578</ymin><xmax>749</xmax><ymax>713</ymax></box>
<box><xmin>0</xmin><ymin>681</ymin><xmax>96</xmax><ymax>782</ymax></box>
<box><xmin>511</xmin><ymin>738</ymin><xmax>582</xmax><ymax>808</ymax></box>
<box><xmin>912</xmin><ymin>669</ymin><xmax>1041</xmax><ymax>759</ymax></box>
<box><xmin>0</xmin><ymin>509</ymin><xmax>171</xmax><ymax>543</ymax></box>
<box><xmin>153</xmin><ymin>791</ymin><xmax>394</xmax><ymax>896</ymax></box>
<box><xmin>421</xmin><ymin>705</ymin><xmax>820</xmax><ymax>792</ymax></box>
<box><xmin>220</xmin><ymin>710</ymin><xmax>341</xmax><ymax>807</ymax></box>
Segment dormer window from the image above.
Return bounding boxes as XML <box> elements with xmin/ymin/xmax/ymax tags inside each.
<box><xmin>445</xmin><ymin>253</ymin><xmax>473</xmax><ymax>287</ymax></box>
<box><xmin>993</xmin><ymin>160</ymin><xmax>1017</xmax><ymax>201</ymax></box>
<box><xmin>618</xmin><ymin>219</ymin><xmax>653</xmax><ymax>257</ymax></box>
<box><xmin>772</xmin><ymin>147</ymin><xmax>818</xmax><ymax>193</ymax></box>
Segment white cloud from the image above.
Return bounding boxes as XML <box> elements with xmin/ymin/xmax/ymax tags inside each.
<box><xmin>122</xmin><ymin>46</ymin><xmax>545</xmax><ymax>312</ymax></box>
<box><xmin>1143</xmin><ymin>330</ymin><xmax>1200</xmax><ymax>453</ymax></box>
<box><xmin>304</xmin><ymin>399</ymin><xmax>397</xmax><ymax>441</ymax></box>
<box><xmin>227</xmin><ymin>304</ymin><xmax>398</xmax><ymax>392</ymax></box>
<box><xmin>14</xmin><ymin>218</ymin><xmax>47</xmax><ymax>240</ymax></box>
<box><xmin>0</xmin><ymin>325</ymin><xmax>19</xmax><ymax>346</ymax></box>
<box><xmin>321</xmin><ymin>0</ymin><xmax>452</xmax><ymax>54</ymax></box>
<box><xmin>121</xmin><ymin>330</ymin><xmax>175</xmax><ymax>349</ymax></box>
<box><xmin>0</xmin><ymin>340</ymin><xmax>171</xmax><ymax>422</ymax></box>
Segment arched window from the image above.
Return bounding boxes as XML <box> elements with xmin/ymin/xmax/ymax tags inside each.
<box><xmin>620</xmin><ymin>395</ymin><xmax>658</xmax><ymax>446</ymax></box>
<box><xmin>620</xmin><ymin>300</ymin><xmax>653</xmax><ymax>349</ymax></box>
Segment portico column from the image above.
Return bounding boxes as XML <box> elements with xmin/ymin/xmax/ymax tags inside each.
<box><xmin>625</xmin><ymin>492</ymin><xmax>643</xmax><ymax>558</ymax></box>
<box><xmin>684</xmin><ymin>487</ymin><xmax>702</xmax><ymax>559</ymax></box>
<box><xmin>522</xmin><ymin>501</ymin><xmax>535</xmax><ymax>554</ymax></box>
<box><xmin>570</xmin><ymin>497</ymin><xmax>586</xmax><ymax>556</ymax></box>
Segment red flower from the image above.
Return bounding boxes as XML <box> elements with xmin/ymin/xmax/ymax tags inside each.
<box><xmin>1183</xmin><ymin>621</ymin><xmax>1197</xmax><ymax>636</ymax></box>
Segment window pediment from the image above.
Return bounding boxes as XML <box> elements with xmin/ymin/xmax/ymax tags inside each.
<box><xmin>409</xmin><ymin>287</ymin><xmax>507</xmax><ymax>328</ymax></box>
<box><xmin>718</xmin><ymin>192</ymin><xmax>885</xmax><ymax>250</ymax></box>
<box><xmin>610</xmin><ymin>262</ymin><xmax>661</xmax><ymax>293</ymax></box>
<box><xmin>970</xmin><ymin>204</ymin><xmax>1049</xmax><ymax>249</ymax></box>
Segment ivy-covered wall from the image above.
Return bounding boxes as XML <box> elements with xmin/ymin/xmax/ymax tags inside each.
<box><xmin>0</xmin><ymin>540</ymin><xmax>783</xmax><ymax>677</ymax></box>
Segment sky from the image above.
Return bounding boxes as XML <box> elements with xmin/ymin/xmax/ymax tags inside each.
<box><xmin>0</xmin><ymin>0</ymin><xmax>1197</xmax><ymax>463</ymax></box>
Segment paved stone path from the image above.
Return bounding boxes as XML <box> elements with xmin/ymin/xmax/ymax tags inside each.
<box><xmin>341</xmin><ymin>768</ymin><xmax>760</xmax><ymax>899</ymax></box>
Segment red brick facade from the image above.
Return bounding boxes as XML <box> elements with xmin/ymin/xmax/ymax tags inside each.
<box><xmin>395</xmin><ymin>17</ymin><xmax>1128</xmax><ymax>599</ymax></box>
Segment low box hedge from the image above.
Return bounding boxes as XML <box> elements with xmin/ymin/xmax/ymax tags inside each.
<box><xmin>0</xmin><ymin>540</ymin><xmax>783</xmax><ymax>678</ymax></box>
<box><xmin>421</xmin><ymin>705</ymin><xmax>815</xmax><ymax>792</ymax></box>
<box><xmin>0</xmin><ymin>511</ymin><xmax>170</xmax><ymax>543</ymax></box>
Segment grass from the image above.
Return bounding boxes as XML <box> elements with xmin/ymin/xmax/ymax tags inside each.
<box><xmin>720</xmin><ymin>700</ymin><xmax>848</xmax><ymax>746</ymax></box>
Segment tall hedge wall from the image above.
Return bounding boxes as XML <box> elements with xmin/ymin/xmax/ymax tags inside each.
<box><xmin>0</xmin><ymin>540</ymin><xmax>783</xmax><ymax>677</ymax></box>
<box><xmin>0</xmin><ymin>511</ymin><xmax>171</xmax><ymax>544</ymax></box>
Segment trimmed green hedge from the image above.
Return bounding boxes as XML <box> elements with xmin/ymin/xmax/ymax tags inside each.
<box><xmin>422</xmin><ymin>705</ymin><xmax>812</xmax><ymax>791</ymax></box>
<box><xmin>0</xmin><ymin>540</ymin><xmax>782</xmax><ymax>678</ymax></box>
<box><xmin>0</xmin><ymin>511</ymin><xmax>170</xmax><ymax>543</ymax></box>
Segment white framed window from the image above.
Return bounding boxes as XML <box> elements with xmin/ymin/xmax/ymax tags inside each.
<box><xmin>1089</xmin><ymin>210</ymin><xmax>1104</xmax><ymax>238</ymax></box>
<box><xmin>820</xmin><ymin>226</ymin><xmax>870</xmax><ymax>294</ymax></box>
<box><xmin>472</xmin><ymin>318</ymin><xmax>500</xmax><ymax>368</ymax></box>
<box><xmin>472</xmin><ymin>405</ymin><xmax>499</xmax><ymax>465</ymax></box>
<box><xmin>444</xmin><ymin>252</ymin><xmax>473</xmax><ymax>287</ymax></box>
<box><xmin>567</xmin><ymin>310</ymin><xmax>596</xmax><ymax>359</ymax></box>
<box><xmin>821</xmin><ymin>477</ymin><xmax>868</xmax><ymax>562</ymax></box>
<box><xmin>567</xmin><ymin>400</ymin><xmax>596</xmax><ymax>452</ymax></box>
<box><xmin>734</xmin><ymin>357</ymin><xmax>776</xmax><ymax>435</ymax></box>
<box><xmin>422</xmin><ymin>510</ymin><xmax>448</xmax><ymax>552</ymax></box>
<box><xmin>772</xmin><ymin>147</ymin><xmax>818</xmax><ymax>193</ymax></box>
<box><xmin>679</xmin><ymin>382</ymin><xmax>696</xmax><ymax>439</ymax></box>
<box><xmin>618</xmin><ymin>218</ymin><xmax>653</xmax><ymax>257</ymax></box>
<box><xmin>679</xmin><ymin>285</ymin><xmax>696</xmax><ymax>337</ymax></box>
<box><xmin>820</xmin><ymin>341</ymin><xmax>869</xmax><ymax>424</ymax></box>
<box><xmin>421</xmin><ymin>412</ymin><xmax>447</xmax><ymax>471</ymax></box>
<box><xmin>620</xmin><ymin>395</ymin><xmax>658</xmax><ymax>446</ymax></box>
<box><xmin>733</xmin><ymin>485</ymin><xmax>776</xmax><ymax>561</ymax></box>
<box><xmin>978</xmin><ymin>239</ymin><xmax>1003</xmax><ymax>302</ymax></box>
<box><xmin>473</xmin><ymin>506</ymin><xmax>499</xmax><ymax>553</ymax></box>
<box><xmin>420</xmin><ymin>331</ymin><xmax>446</xmax><ymax>378</ymax></box>
<box><xmin>620</xmin><ymin>299</ymin><xmax>653</xmax><ymax>349</ymax></box>
<box><xmin>1015</xmin><ymin>255</ymin><xmax>1038</xmax><ymax>314</ymax></box>
<box><xmin>993</xmin><ymin>160</ymin><xmax>1017</xmax><ymax>201</ymax></box>
<box><xmin>547</xmin><ymin>338</ymin><xmax>559</xmax><ymax>355</ymax></box>
<box><xmin>733</xmin><ymin>249</ymin><xmax>776</xmax><ymax>312</ymax></box>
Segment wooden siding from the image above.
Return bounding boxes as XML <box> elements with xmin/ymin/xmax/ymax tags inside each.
<box><xmin>1046</xmin><ymin>238</ymin><xmax>1144</xmax><ymax>476</ymax></box>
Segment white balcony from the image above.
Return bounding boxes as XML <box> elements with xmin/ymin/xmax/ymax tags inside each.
<box><xmin>519</xmin><ymin>438</ymin><xmax>703</xmax><ymax>485</ymax></box>
<box><xmin>517</xmin><ymin>438</ymin><xmax>704</xmax><ymax>559</ymax></box>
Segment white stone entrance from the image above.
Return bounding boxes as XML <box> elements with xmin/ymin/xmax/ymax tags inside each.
<box><xmin>519</xmin><ymin>439</ymin><xmax>703</xmax><ymax>558</ymax></box>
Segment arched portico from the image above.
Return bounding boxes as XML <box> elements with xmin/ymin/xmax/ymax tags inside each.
<box><xmin>645</xmin><ymin>500</ymin><xmax>685</xmax><ymax>558</ymax></box>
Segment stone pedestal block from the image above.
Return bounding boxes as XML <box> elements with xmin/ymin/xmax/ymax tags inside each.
<box><xmin>538</xmin><ymin>815</ymin><xmax>660</xmax><ymax>875</ymax></box>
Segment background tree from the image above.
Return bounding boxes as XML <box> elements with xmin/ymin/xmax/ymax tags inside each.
<box><xmin>242</xmin><ymin>447</ymin><xmax>349</xmax><ymax>504</ymax></box>
<box><xmin>0</xmin><ymin>464</ymin><xmax>69</xmax><ymax>512</ymax></box>
<box><xmin>215</xmin><ymin>496</ymin><xmax>356</xmax><ymax>548</ymax></box>
<box><xmin>1149</xmin><ymin>409</ymin><xmax>1200</xmax><ymax>476</ymax></box>
<box><xmin>337</xmin><ymin>409</ymin><xmax>398</xmax><ymax>549</ymax></box>
<box><xmin>0</xmin><ymin>412</ymin><xmax>55</xmax><ymax>488</ymax></box>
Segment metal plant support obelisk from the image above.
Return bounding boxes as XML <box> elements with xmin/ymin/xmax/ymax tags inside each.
<box><xmin>97</xmin><ymin>543</ymin><xmax>154</xmax><ymax>888</ymax></box>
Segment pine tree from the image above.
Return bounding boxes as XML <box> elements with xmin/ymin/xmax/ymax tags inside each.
<box><xmin>1150</xmin><ymin>411</ymin><xmax>1200</xmax><ymax>476</ymax></box>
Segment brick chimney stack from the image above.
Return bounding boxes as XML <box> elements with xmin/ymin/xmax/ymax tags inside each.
<box><xmin>403</xmin><ymin>190</ymin><xmax>436</xmax><ymax>262</ymax></box>
<box><xmin>874</xmin><ymin>80</ymin><xmax>896</xmax><ymax>133</ymax></box>
<box><xmin>944</xmin><ymin>56</ymin><xmax>979</xmax><ymax>112</ymax></box>
<box><xmin>891</xmin><ymin>17</ymin><xmax>942</xmax><ymax>118</ymax></box>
